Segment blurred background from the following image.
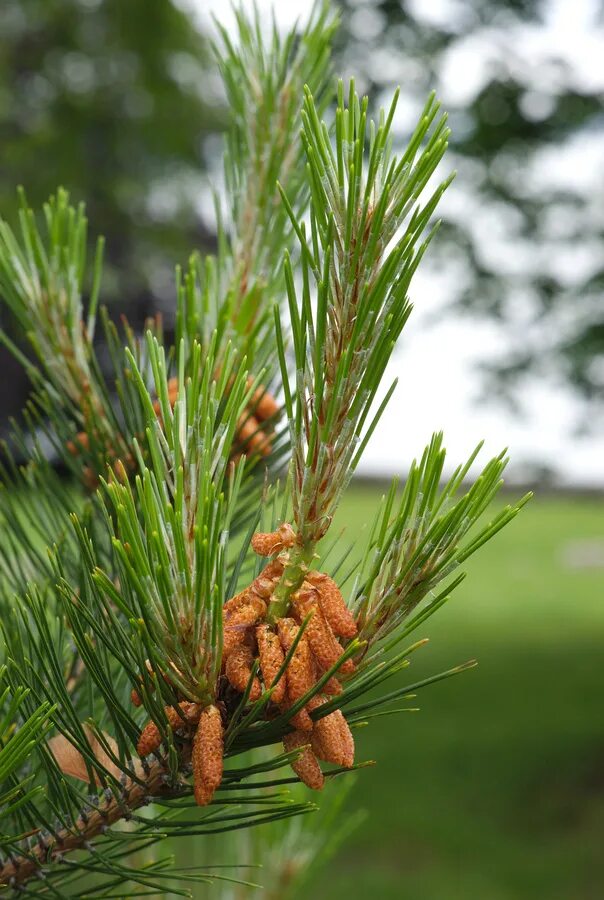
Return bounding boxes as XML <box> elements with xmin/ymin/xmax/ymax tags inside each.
<box><xmin>0</xmin><ymin>0</ymin><xmax>602</xmax><ymax>897</ymax></box>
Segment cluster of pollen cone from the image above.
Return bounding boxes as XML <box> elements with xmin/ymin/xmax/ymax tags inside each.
<box><xmin>67</xmin><ymin>375</ymin><xmax>278</xmax><ymax>488</ymax></box>
<box><xmin>135</xmin><ymin>523</ymin><xmax>359</xmax><ymax>805</ymax></box>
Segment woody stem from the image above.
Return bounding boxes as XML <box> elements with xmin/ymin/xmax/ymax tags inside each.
<box><xmin>0</xmin><ymin>759</ymin><xmax>177</xmax><ymax>890</ymax></box>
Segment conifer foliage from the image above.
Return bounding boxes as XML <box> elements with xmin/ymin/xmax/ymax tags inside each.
<box><xmin>0</xmin><ymin>3</ymin><xmax>529</xmax><ymax>896</ymax></box>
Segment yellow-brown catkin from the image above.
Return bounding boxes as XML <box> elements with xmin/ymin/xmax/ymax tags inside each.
<box><xmin>236</xmin><ymin>415</ymin><xmax>271</xmax><ymax>457</ymax></box>
<box><xmin>277</xmin><ymin>618</ymin><xmax>315</xmax><ymax>732</ymax></box>
<box><xmin>248</xmin><ymin>382</ymin><xmax>279</xmax><ymax>421</ymax></box>
<box><xmin>153</xmin><ymin>377</ymin><xmax>179</xmax><ymax>419</ymax></box>
<box><xmin>222</xmin><ymin>595</ymin><xmax>267</xmax><ymax>658</ymax></box>
<box><xmin>283</xmin><ymin>730</ymin><xmax>325</xmax><ymax>790</ymax></box>
<box><xmin>251</xmin><ymin>524</ymin><xmax>296</xmax><ymax>558</ymax></box>
<box><xmin>225</xmin><ymin>645</ymin><xmax>262</xmax><ymax>701</ymax></box>
<box><xmin>192</xmin><ymin>705</ymin><xmax>224</xmax><ymax>806</ymax></box>
<box><xmin>131</xmin><ymin>688</ymin><xmax>142</xmax><ymax>707</ymax></box>
<box><xmin>309</xmin><ymin>698</ymin><xmax>355</xmax><ymax>768</ymax></box>
<box><xmin>82</xmin><ymin>466</ymin><xmax>98</xmax><ymax>491</ymax></box>
<box><xmin>136</xmin><ymin>703</ymin><xmax>200</xmax><ymax>757</ymax></box>
<box><xmin>322</xmin><ymin>674</ymin><xmax>343</xmax><ymax>695</ymax></box>
<box><xmin>222</xmin><ymin>588</ymin><xmax>252</xmax><ymax>617</ymax></box>
<box><xmin>66</xmin><ymin>431</ymin><xmax>90</xmax><ymax>456</ymax></box>
<box><xmin>255</xmin><ymin>623</ymin><xmax>286</xmax><ymax>704</ymax></box>
<box><xmin>308</xmin><ymin>572</ymin><xmax>358</xmax><ymax>640</ymax></box>
<box><xmin>167</xmin><ymin>377</ymin><xmax>178</xmax><ymax>402</ymax></box>
<box><xmin>293</xmin><ymin>586</ymin><xmax>355</xmax><ymax>677</ymax></box>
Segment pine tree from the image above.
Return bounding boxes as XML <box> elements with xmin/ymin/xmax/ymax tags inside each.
<box><xmin>0</xmin><ymin>3</ymin><xmax>530</xmax><ymax>896</ymax></box>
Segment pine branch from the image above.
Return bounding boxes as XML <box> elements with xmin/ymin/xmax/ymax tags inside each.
<box><xmin>269</xmin><ymin>80</ymin><xmax>454</xmax><ymax>619</ymax></box>
<box><xmin>0</xmin><ymin>4</ymin><xmax>532</xmax><ymax>896</ymax></box>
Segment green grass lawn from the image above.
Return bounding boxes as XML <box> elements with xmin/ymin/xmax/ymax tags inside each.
<box><xmin>301</xmin><ymin>490</ymin><xmax>604</xmax><ymax>900</ymax></box>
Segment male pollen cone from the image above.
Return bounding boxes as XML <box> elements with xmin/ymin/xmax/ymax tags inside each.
<box><xmin>308</xmin><ymin>571</ymin><xmax>358</xmax><ymax>639</ymax></box>
<box><xmin>256</xmin><ymin>623</ymin><xmax>287</xmax><ymax>704</ymax></box>
<box><xmin>277</xmin><ymin>618</ymin><xmax>315</xmax><ymax>732</ymax></box>
<box><xmin>192</xmin><ymin>705</ymin><xmax>224</xmax><ymax>806</ymax></box>
<box><xmin>222</xmin><ymin>594</ymin><xmax>267</xmax><ymax>657</ymax></box>
<box><xmin>137</xmin><ymin>702</ymin><xmax>200</xmax><ymax>757</ymax></box>
<box><xmin>225</xmin><ymin>644</ymin><xmax>262</xmax><ymax>700</ymax></box>
<box><xmin>283</xmin><ymin>730</ymin><xmax>325</xmax><ymax>791</ymax></box>
<box><xmin>308</xmin><ymin>696</ymin><xmax>355</xmax><ymax>768</ymax></box>
<box><xmin>236</xmin><ymin>414</ymin><xmax>271</xmax><ymax>457</ymax></box>
<box><xmin>66</xmin><ymin>431</ymin><xmax>90</xmax><ymax>456</ymax></box>
<box><xmin>248</xmin><ymin>381</ymin><xmax>279</xmax><ymax>421</ymax></box>
<box><xmin>293</xmin><ymin>585</ymin><xmax>355</xmax><ymax>676</ymax></box>
<box><xmin>251</xmin><ymin>523</ymin><xmax>296</xmax><ymax>557</ymax></box>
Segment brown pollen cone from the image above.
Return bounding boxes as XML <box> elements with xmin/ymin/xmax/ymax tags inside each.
<box><xmin>236</xmin><ymin>414</ymin><xmax>271</xmax><ymax>457</ymax></box>
<box><xmin>192</xmin><ymin>704</ymin><xmax>224</xmax><ymax>806</ymax></box>
<box><xmin>223</xmin><ymin>594</ymin><xmax>267</xmax><ymax>658</ymax></box>
<box><xmin>248</xmin><ymin>381</ymin><xmax>279</xmax><ymax>421</ymax></box>
<box><xmin>308</xmin><ymin>572</ymin><xmax>358</xmax><ymax>640</ymax></box>
<box><xmin>277</xmin><ymin>618</ymin><xmax>315</xmax><ymax>732</ymax></box>
<box><xmin>137</xmin><ymin>702</ymin><xmax>201</xmax><ymax>757</ymax></box>
<box><xmin>256</xmin><ymin>623</ymin><xmax>286</xmax><ymax>704</ymax></box>
<box><xmin>321</xmin><ymin>674</ymin><xmax>343</xmax><ymax>695</ymax></box>
<box><xmin>308</xmin><ymin>696</ymin><xmax>355</xmax><ymax>768</ymax></box>
<box><xmin>293</xmin><ymin>584</ymin><xmax>355</xmax><ymax>676</ymax></box>
<box><xmin>251</xmin><ymin>523</ymin><xmax>296</xmax><ymax>557</ymax></box>
<box><xmin>66</xmin><ymin>431</ymin><xmax>90</xmax><ymax>456</ymax></box>
<box><xmin>283</xmin><ymin>730</ymin><xmax>324</xmax><ymax>790</ymax></box>
<box><xmin>225</xmin><ymin>644</ymin><xmax>262</xmax><ymax>700</ymax></box>
<box><xmin>222</xmin><ymin>587</ymin><xmax>253</xmax><ymax>617</ymax></box>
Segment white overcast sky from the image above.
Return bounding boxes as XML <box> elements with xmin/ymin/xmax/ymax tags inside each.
<box><xmin>180</xmin><ymin>0</ymin><xmax>604</xmax><ymax>486</ymax></box>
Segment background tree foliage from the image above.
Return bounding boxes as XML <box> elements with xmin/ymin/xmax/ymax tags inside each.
<box><xmin>0</xmin><ymin>0</ymin><xmax>224</xmax><ymax>430</ymax></box>
<box><xmin>0</xmin><ymin>0</ymin><xmax>602</xmax><ymax>433</ymax></box>
<box><xmin>334</xmin><ymin>0</ymin><xmax>604</xmax><ymax>418</ymax></box>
